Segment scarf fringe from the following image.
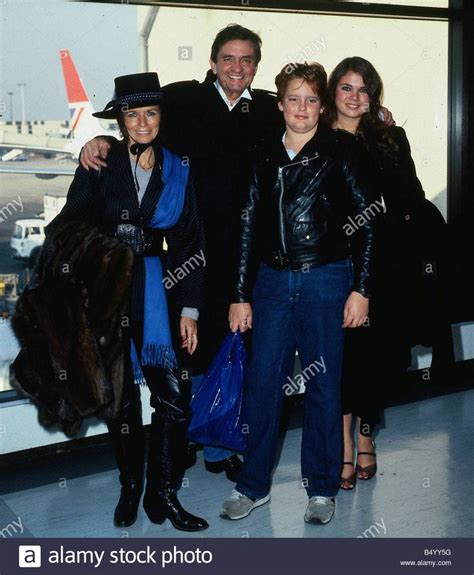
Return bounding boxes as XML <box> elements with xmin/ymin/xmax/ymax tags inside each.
<box><xmin>131</xmin><ymin>342</ymin><xmax>177</xmax><ymax>385</ymax></box>
<box><xmin>141</xmin><ymin>343</ymin><xmax>177</xmax><ymax>369</ymax></box>
<box><xmin>134</xmin><ymin>374</ymin><xmax>147</xmax><ymax>386</ymax></box>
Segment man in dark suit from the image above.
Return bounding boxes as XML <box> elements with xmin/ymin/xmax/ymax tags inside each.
<box><xmin>80</xmin><ymin>24</ymin><xmax>284</xmax><ymax>481</ymax></box>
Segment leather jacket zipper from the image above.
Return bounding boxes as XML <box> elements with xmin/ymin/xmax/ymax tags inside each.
<box><xmin>277</xmin><ymin>153</ymin><xmax>325</xmax><ymax>254</ymax></box>
<box><xmin>277</xmin><ymin>165</ymin><xmax>288</xmax><ymax>253</ymax></box>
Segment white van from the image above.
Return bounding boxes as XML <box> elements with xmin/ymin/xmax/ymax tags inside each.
<box><xmin>10</xmin><ymin>219</ymin><xmax>47</xmax><ymax>266</ymax></box>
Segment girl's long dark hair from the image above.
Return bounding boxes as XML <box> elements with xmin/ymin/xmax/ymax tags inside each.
<box><xmin>325</xmin><ymin>56</ymin><xmax>398</xmax><ymax>163</ymax></box>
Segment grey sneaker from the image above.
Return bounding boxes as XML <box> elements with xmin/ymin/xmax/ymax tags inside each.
<box><xmin>304</xmin><ymin>496</ymin><xmax>335</xmax><ymax>525</ymax></box>
<box><xmin>220</xmin><ymin>489</ymin><xmax>271</xmax><ymax>520</ymax></box>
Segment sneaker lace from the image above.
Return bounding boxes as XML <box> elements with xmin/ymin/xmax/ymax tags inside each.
<box><xmin>312</xmin><ymin>496</ymin><xmax>330</xmax><ymax>504</ymax></box>
<box><xmin>230</xmin><ymin>489</ymin><xmax>245</xmax><ymax>500</ymax></box>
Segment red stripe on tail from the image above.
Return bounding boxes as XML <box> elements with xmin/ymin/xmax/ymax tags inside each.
<box><xmin>59</xmin><ymin>49</ymin><xmax>88</xmax><ymax>104</ymax></box>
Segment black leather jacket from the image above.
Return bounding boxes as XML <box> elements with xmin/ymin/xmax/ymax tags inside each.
<box><xmin>234</xmin><ymin>124</ymin><xmax>378</xmax><ymax>302</ymax></box>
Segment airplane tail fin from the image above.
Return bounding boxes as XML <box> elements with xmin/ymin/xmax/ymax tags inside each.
<box><xmin>60</xmin><ymin>48</ymin><xmax>89</xmax><ymax>105</ymax></box>
<box><xmin>59</xmin><ymin>49</ymin><xmax>106</xmax><ymax>145</ymax></box>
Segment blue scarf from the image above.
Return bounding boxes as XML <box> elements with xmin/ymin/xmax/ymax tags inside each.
<box><xmin>131</xmin><ymin>147</ymin><xmax>188</xmax><ymax>383</ymax></box>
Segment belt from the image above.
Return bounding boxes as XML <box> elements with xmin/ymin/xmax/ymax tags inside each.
<box><xmin>263</xmin><ymin>250</ymin><xmax>350</xmax><ymax>272</ymax></box>
<box><xmin>264</xmin><ymin>249</ymin><xmax>289</xmax><ymax>270</ymax></box>
<box><xmin>115</xmin><ymin>224</ymin><xmax>164</xmax><ymax>257</ymax></box>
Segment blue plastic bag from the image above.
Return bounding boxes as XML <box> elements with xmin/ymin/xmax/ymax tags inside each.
<box><xmin>188</xmin><ymin>330</ymin><xmax>247</xmax><ymax>451</ymax></box>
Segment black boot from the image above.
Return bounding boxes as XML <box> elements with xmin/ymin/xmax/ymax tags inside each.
<box><xmin>143</xmin><ymin>413</ymin><xmax>208</xmax><ymax>531</ymax></box>
<box><xmin>143</xmin><ymin>398</ymin><xmax>208</xmax><ymax>531</ymax></box>
<box><xmin>144</xmin><ymin>487</ymin><xmax>208</xmax><ymax>531</ymax></box>
<box><xmin>107</xmin><ymin>394</ymin><xmax>145</xmax><ymax>527</ymax></box>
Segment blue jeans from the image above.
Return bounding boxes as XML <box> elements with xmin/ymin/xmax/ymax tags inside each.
<box><xmin>191</xmin><ymin>374</ymin><xmax>235</xmax><ymax>463</ymax></box>
<box><xmin>236</xmin><ymin>260</ymin><xmax>352</xmax><ymax>499</ymax></box>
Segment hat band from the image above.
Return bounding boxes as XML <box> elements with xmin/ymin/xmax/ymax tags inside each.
<box><xmin>114</xmin><ymin>92</ymin><xmax>164</xmax><ymax>108</ymax></box>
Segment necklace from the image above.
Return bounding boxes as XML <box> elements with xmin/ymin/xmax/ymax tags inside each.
<box><xmin>138</xmin><ymin>160</ymin><xmax>154</xmax><ymax>170</ymax></box>
<box><xmin>129</xmin><ymin>151</ymin><xmax>154</xmax><ymax>170</ymax></box>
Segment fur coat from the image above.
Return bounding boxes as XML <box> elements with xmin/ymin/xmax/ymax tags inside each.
<box><xmin>10</xmin><ymin>220</ymin><xmax>133</xmax><ymax>437</ymax></box>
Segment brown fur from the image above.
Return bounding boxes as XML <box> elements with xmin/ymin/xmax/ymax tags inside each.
<box><xmin>10</xmin><ymin>221</ymin><xmax>134</xmax><ymax>437</ymax></box>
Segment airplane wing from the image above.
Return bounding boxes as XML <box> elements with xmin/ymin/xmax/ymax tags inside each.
<box><xmin>0</xmin><ymin>149</ymin><xmax>77</xmax><ymax>176</ymax></box>
<box><xmin>0</xmin><ymin>142</ymin><xmax>72</xmax><ymax>155</ymax></box>
<box><xmin>0</xmin><ymin>164</ymin><xmax>76</xmax><ymax>177</ymax></box>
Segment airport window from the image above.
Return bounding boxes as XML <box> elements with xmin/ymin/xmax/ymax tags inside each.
<box><xmin>0</xmin><ymin>5</ymin><xmax>450</xmax><ymax>385</ymax></box>
<box><xmin>0</xmin><ymin>0</ymin><xmax>464</xmax><ymax>455</ymax></box>
<box><xmin>0</xmin><ymin>1</ymin><xmax>139</xmax><ymax>403</ymax></box>
<box><xmin>144</xmin><ymin>6</ymin><xmax>448</xmax><ymax>216</ymax></box>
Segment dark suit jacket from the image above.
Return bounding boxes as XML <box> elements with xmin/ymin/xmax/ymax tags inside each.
<box><xmin>157</xmin><ymin>73</ymin><xmax>284</xmax><ymax>372</ymax></box>
<box><xmin>159</xmin><ymin>72</ymin><xmax>284</xmax><ymax>298</ymax></box>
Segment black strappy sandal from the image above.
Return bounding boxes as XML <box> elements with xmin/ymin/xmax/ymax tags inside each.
<box><xmin>340</xmin><ymin>461</ymin><xmax>357</xmax><ymax>490</ymax></box>
<box><xmin>356</xmin><ymin>442</ymin><xmax>377</xmax><ymax>480</ymax></box>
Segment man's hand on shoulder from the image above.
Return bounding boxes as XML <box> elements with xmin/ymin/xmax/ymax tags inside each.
<box><xmin>80</xmin><ymin>136</ymin><xmax>113</xmax><ymax>171</ymax></box>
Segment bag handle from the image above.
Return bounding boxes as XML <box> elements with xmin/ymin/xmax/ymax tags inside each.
<box><xmin>226</xmin><ymin>329</ymin><xmax>245</xmax><ymax>365</ymax></box>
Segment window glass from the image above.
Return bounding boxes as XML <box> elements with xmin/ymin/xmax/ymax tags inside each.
<box><xmin>0</xmin><ymin>0</ymin><xmax>138</xmax><ymax>397</ymax></box>
<box><xmin>144</xmin><ymin>7</ymin><xmax>448</xmax><ymax>216</ymax></box>
<box><xmin>12</xmin><ymin>225</ymin><xmax>23</xmax><ymax>239</ymax></box>
<box><xmin>0</xmin><ymin>1</ymin><xmax>449</xmax><ymax>404</ymax></box>
<box><xmin>26</xmin><ymin>227</ymin><xmax>42</xmax><ymax>236</ymax></box>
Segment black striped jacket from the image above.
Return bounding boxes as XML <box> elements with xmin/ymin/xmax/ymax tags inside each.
<box><xmin>48</xmin><ymin>140</ymin><xmax>205</xmax><ymax>321</ymax></box>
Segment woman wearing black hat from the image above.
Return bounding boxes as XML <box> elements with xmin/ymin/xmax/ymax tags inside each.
<box><xmin>48</xmin><ymin>73</ymin><xmax>208</xmax><ymax>531</ymax></box>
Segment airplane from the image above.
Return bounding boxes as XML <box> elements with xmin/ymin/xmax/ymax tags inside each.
<box><xmin>0</xmin><ymin>49</ymin><xmax>117</xmax><ymax>177</ymax></box>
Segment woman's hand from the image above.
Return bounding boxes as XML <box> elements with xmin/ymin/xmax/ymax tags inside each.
<box><xmin>379</xmin><ymin>105</ymin><xmax>396</xmax><ymax>127</ymax></box>
<box><xmin>229</xmin><ymin>303</ymin><xmax>252</xmax><ymax>333</ymax></box>
<box><xmin>180</xmin><ymin>317</ymin><xmax>198</xmax><ymax>354</ymax></box>
<box><xmin>80</xmin><ymin>137</ymin><xmax>111</xmax><ymax>171</ymax></box>
<box><xmin>342</xmin><ymin>291</ymin><xmax>369</xmax><ymax>328</ymax></box>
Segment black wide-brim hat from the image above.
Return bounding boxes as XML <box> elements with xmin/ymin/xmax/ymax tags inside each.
<box><xmin>93</xmin><ymin>72</ymin><xmax>165</xmax><ymax>119</ymax></box>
